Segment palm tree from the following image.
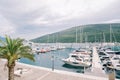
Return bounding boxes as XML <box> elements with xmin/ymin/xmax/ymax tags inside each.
<box><xmin>0</xmin><ymin>35</ymin><xmax>35</xmax><ymax>80</ymax></box>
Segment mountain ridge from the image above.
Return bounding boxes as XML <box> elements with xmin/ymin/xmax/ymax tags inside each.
<box><xmin>30</xmin><ymin>23</ymin><xmax>120</xmax><ymax>43</ymax></box>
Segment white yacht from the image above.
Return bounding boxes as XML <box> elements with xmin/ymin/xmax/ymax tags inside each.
<box><xmin>62</xmin><ymin>53</ymin><xmax>91</xmax><ymax>67</ymax></box>
<box><xmin>50</xmin><ymin>46</ymin><xmax>57</xmax><ymax>51</ymax></box>
<box><xmin>110</xmin><ymin>55</ymin><xmax>120</xmax><ymax>71</ymax></box>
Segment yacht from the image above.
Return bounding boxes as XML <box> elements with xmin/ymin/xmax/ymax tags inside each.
<box><xmin>35</xmin><ymin>47</ymin><xmax>47</xmax><ymax>53</ymax></box>
<box><xmin>62</xmin><ymin>53</ymin><xmax>91</xmax><ymax>67</ymax></box>
<box><xmin>50</xmin><ymin>46</ymin><xmax>57</xmax><ymax>51</ymax></box>
<box><xmin>111</xmin><ymin>55</ymin><xmax>120</xmax><ymax>71</ymax></box>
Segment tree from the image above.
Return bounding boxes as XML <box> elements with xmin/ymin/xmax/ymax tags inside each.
<box><xmin>0</xmin><ymin>35</ymin><xmax>35</xmax><ymax>80</ymax></box>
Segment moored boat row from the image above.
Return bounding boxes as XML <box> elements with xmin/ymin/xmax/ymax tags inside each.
<box><xmin>32</xmin><ymin>45</ymin><xmax>66</xmax><ymax>54</ymax></box>
<box><xmin>97</xmin><ymin>45</ymin><xmax>120</xmax><ymax>78</ymax></box>
<box><xmin>62</xmin><ymin>48</ymin><xmax>92</xmax><ymax>67</ymax></box>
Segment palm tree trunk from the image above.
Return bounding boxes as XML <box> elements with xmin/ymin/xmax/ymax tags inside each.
<box><xmin>8</xmin><ymin>66</ymin><xmax>15</xmax><ymax>80</ymax></box>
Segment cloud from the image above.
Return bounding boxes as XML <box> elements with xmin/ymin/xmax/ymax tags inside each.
<box><xmin>102</xmin><ymin>19</ymin><xmax>120</xmax><ymax>23</ymax></box>
<box><xmin>0</xmin><ymin>14</ymin><xmax>16</xmax><ymax>36</ymax></box>
<box><xmin>30</xmin><ymin>0</ymin><xmax>116</xmax><ymax>27</ymax></box>
<box><xmin>0</xmin><ymin>0</ymin><xmax>119</xmax><ymax>39</ymax></box>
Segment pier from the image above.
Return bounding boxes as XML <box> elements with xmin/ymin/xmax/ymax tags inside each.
<box><xmin>85</xmin><ymin>47</ymin><xmax>107</xmax><ymax>77</ymax></box>
<box><xmin>92</xmin><ymin>47</ymin><xmax>106</xmax><ymax>76</ymax></box>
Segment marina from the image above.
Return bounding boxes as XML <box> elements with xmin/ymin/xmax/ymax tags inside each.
<box><xmin>0</xmin><ymin>1</ymin><xmax>120</xmax><ymax>80</ymax></box>
<box><xmin>0</xmin><ymin>42</ymin><xmax>120</xmax><ymax>80</ymax></box>
<box><xmin>19</xmin><ymin>43</ymin><xmax>120</xmax><ymax>79</ymax></box>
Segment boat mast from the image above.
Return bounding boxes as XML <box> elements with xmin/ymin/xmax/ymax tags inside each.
<box><xmin>53</xmin><ymin>34</ymin><xmax>54</xmax><ymax>43</ymax></box>
<box><xmin>103</xmin><ymin>32</ymin><xmax>106</xmax><ymax>43</ymax></box>
<box><xmin>85</xmin><ymin>32</ymin><xmax>87</xmax><ymax>43</ymax></box>
<box><xmin>110</xmin><ymin>24</ymin><xmax>112</xmax><ymax>43</ymax></box>
<box><xmin>47</xmin><ymin>34</ymin><xmax>49</xmax><ymax>43</ymax></box>
<box><xmin>95</xmin><ymin>32</ymin><xmax>96</xmax><ymax>43</ymax></box>
<box><xmin>80</xmin><ymin>26</ymin><xmax>83</xmax><ymax>43</ymax></box>
<box><xmin>76</xmin><ymin>26</ymin><xmax>78</xmax><ymax>43</ymax></box>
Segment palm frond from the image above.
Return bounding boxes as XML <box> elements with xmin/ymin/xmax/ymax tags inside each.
<box><xmin>0</xmin><ymin>35</ymin><xmax>35</xmax><ymax>66</ymax></box>
<box><xmin>18</xmin><ymin>53</ymin><xmax>35</xmax><ymax>62</ymax></box>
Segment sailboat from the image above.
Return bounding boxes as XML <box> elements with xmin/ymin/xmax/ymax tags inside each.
<box><xmin>99</xmin><ymin>24</ymin><xmax>120</xmax><ymax>74</ymax></box>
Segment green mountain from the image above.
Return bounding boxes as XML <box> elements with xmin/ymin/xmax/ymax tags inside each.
<box><xmin>30</xmin><ymin>23</ymin><xmax>120</xmax><ymax>43</ymax></box>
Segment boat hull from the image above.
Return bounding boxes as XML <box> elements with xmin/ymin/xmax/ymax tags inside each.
<box><xmin>62</xmin><ymin>59</ymin><xmax>91</xmax><ymax>67</ymax></box>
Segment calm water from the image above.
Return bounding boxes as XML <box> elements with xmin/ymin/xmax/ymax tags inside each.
<box><xmin>19</xmin><ymin>48</ymin><xmax>84</xmax><ymax>73</ymax></box>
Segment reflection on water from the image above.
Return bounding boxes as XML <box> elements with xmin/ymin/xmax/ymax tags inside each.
<box><xmin>115</xmin><ymin>70</ymin><xmax>120</xmax><ymax>78</ymax></box>
<box><xmin>62</xmin><ymin>64</ymin><xmax>84</xmax><ymax>73</ymax></box>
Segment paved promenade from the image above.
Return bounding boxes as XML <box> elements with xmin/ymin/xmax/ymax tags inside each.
<box><xmin>0</xmin><ymin>59</ymin><xmax>109</xmax><ymax>80</ymax></box>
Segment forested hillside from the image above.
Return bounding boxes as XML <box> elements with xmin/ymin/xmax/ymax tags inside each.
<box><xmin>31</xmin><ymin>23</ymin><xmax>120</xmax><ymax>43</ymax></box>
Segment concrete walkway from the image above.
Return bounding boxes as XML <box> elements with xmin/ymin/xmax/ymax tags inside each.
<box><xmin>84</xmin><ymin>47</ymin><xmax>107</xmax><ymax>77</ymax></box>
<box><xmin>92</xmin><ymin>47</ymin><xmax>101</xmax><ymax>69</ymax></box>
<box><xmin>0</xmin><ymin>59</ymin><xmax>109</xmax><ymax>80</ymax></box>
<box><xmin>90</xmin><ymin>47</ymin><xmax>107</xmax><ymax>77</ymax></box>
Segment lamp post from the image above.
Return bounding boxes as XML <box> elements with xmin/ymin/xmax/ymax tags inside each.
<box><xmin>51</xmin><ymin>55</ymin><xmax>54</xmax><ymax>71</ymax></box>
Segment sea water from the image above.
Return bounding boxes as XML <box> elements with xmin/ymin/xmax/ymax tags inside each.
<box><xmin>19</xmin><ymin>46</ymin><xmax>120</xmax><ymax>79</ymax></box>
<box><xmin>19</xmin><ymin>48</ymin><xmax>84</xmax><ymax>73</ymax></box>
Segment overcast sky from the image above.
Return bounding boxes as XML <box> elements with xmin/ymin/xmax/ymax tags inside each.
<box><xmin>0</xmin><ymin>0</ymin><xmax>120</xmax><ymax>40</ymax></box>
